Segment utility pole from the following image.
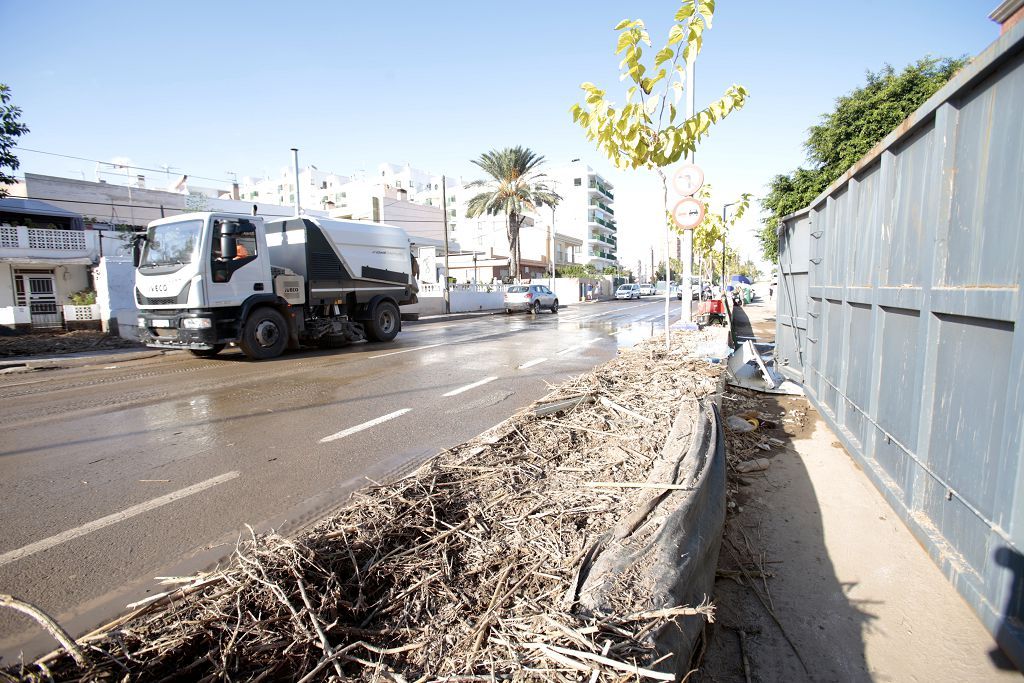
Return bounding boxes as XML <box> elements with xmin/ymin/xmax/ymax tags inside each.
<box><xmin>441</xmin><ymin>176</ymin><xmax>451</xmax><ymax>314</ymax></box>
<box><xmin>548</xmin><ymin>206</ymin><xmax>556</xmax><ymax>292</ymax></box>
<box><xmin>291</xmin><ymin>148</ymin><xmax>301</xmax><ymax>216</ymax></box>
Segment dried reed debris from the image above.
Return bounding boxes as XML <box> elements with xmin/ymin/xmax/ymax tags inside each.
<box><xmin>5</xmin><ymin>332</ymin><xmax>723</xmax><ymax>682</ymax></box>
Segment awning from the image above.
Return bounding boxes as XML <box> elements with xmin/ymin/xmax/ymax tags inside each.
<box><xmin>0</xmin><ymin>198</ymin><xmax>86</xmax><ymax>230</ymax></box>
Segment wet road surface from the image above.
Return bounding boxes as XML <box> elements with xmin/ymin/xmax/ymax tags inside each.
<box><xmin>0</xmin><ymin>297</ymin><xmax>695</xmax><ymax>657</ymax></box>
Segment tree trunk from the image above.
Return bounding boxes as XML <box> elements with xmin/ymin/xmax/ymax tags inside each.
<box><xmin>657</xmin><ymin>168</ymin><xmax>671</xmax><ymax>349</ymax></box>
<box><xmin>508</xmin><ymin>213</ymin><xmax>521</xmax><ymax>281</ymax></box>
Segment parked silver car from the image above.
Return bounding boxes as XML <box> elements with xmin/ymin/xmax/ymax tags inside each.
<box><xmin>504</xmin><ymin>284</ymin><xmax>558</xmax><ymax>313</ymax></box>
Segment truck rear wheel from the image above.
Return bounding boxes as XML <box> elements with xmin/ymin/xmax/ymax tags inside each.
<box><xmin>239</xmin><ymin>308</ymin><xmax>288</xmax><ymax>360</ymax></box>
<box><xmin>365</xmin><ymin>300</ymin><xmax>400</xmax><ymax>342</ymax></box>
<box><xmin>189</xmin><ymin>344</ymin><xmax>225</xmax><ymax>358</ymax></box>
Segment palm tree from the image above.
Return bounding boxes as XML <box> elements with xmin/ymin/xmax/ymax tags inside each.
<box><xmin>465</xmin><ymin>147</ymin><xmax>560</xmax><ymax>281</ymax></box>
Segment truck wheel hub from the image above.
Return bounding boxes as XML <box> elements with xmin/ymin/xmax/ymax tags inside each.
<box><xmin>379</xmin><ymin>310</ymin><xmax>395</xmax><ymax>334</ymax></box>
<box><xmin>254</xmin><ymin>320</ymin><xmax>281</xmax><ymax>347</ymax></box>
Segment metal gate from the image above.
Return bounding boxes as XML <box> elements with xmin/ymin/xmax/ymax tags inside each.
<box><xmin>14</xmin><ymin>269</ymin><xmax>62</xmax><ymax>328</ymax></box>
<box><xmin>777</xmin><ymin>23</ymin><xmax>1024</xmax><ymax>667</ymax></box>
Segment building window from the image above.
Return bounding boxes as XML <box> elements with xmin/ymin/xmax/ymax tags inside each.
<box><xmin>396</xmin><ymin>180</ymin><xmax>402</xmax><ymax>188</ymax></box>
<box><xmin>449</xmin><ymin>209</ymin><xmax>456</xmax><ymax>218</ymax></box>
<box><xmin>321</xmin><ymin>181</ymin><xmax>327</xmax><ymax>189</ymax></box>
<box><xmin>448</xmin><ymin>195</ymin><xmax>456</xmax><ymax>204</ymax></box>
<box><xmin>289</xmin><ymin>194</ymin><xmax>295</xmax><ymax>202</ymax></box>
<box><xmin>574</xmin><ymin>178</ymin><xmax>582</xmax><ymax>186</ymax></box>
<box><xmin>277</xmin><ymin>185</ymin><xmax>283</xmax><ymax>192</ymax></box>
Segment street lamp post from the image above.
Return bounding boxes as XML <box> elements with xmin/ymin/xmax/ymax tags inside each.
<box><xmin>721</xmin><ymin>201</ymin><xmax>739</xmax><ymax>296</ymax></box>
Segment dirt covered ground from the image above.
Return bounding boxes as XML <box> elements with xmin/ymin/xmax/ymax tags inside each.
<box><xmin>0</xmin><ymin>330</ymin><xmax>141</xmax><ymax>358</ymax></box>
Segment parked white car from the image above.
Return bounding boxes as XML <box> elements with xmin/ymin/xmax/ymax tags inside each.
<box><xmin>639</xmin><ymin>283</ymin><xmax>656</xmax><ymax>296</ymax></box>
<box><xmin>615</xmin><ymin>283</ymin><xmax>641</xmax><ymax>300</ymax></box>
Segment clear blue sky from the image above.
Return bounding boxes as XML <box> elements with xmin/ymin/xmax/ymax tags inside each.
<box><xmin>4</xmin><ymin>0</ymin><xmax>1000</xmax><ymax>270</ymax></box>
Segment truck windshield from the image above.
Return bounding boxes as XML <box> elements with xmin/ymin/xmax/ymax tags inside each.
<box><xmin>140</xmin><ymin>220</ymin><xmax>202</xmax><ymax>268</ymax></box>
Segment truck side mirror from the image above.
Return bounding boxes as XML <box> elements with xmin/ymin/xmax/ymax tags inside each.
<box><xmin>132</xmin><ymin>233</ymin><xmax>146</xmax><ymax>267</ymax></box>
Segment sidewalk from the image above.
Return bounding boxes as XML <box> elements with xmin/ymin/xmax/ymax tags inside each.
<box><xmin>699</xmin><ymin>290</ymin><xmax>1018</xmax><ymax>681</ymax></box>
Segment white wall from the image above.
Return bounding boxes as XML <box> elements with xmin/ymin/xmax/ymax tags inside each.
<box><xmin>401</xmin><ymin>284</ymin><xmax>504</xmax><ymax>316</ymax></box>
<box><xmin>94</xmin><ymin>257</ymin><xmax>139</xmax><ymax>338</ymax></box>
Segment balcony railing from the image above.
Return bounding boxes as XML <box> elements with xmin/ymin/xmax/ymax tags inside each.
<box><xmin>589</xmin><ymin>201</ymin><xmax>614</xmax><ymax>216</ymax></box>
<box><xmin>0</xmin><ymin>225</ymin><xmax>95</xmax><ymax>253</ymax></box>
<box><xmin>588</xmin><ymin>180</ymin><xmax>615</xmax><ymax>200</ymax></box>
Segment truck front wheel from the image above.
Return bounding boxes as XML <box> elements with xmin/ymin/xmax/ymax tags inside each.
<box><xmin>239</xmin><ymin>308</ymin><xmax>288</xmax><ymax>360</ymax></box>
<box><xmin>365</xmin><ymin>300</ymin><xmax>400</xmax><ymax>342</ymax></box>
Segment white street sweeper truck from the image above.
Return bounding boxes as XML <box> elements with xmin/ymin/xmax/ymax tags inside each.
<box><xmin>133</xmin><ymin>212</ymin><xmax>419</xmax><ymax>360</ymax></box>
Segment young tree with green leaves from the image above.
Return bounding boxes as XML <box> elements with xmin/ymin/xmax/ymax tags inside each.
<box><xmin>758</xmin><ymin>56</ymin><xmax>967</xmax><ymax>262</ymax></box>
<box><xmin>0</xmin><ymin>84</ymin><xmax>30</xmax><ymax>198</ymax></box>
<box><xmin>571</xmin><ymin>0</ymin><xmax>747</xmax><ymax>338</ymax></box>
<box><xmin>465</xmin><ymin>147</ymin><xmax>561</xmax><ymax>281</ymax></box>
<box><xmin>688</xmin><ymin>185</ymin><xmax>751</xmax><ymax>283</ymax></box>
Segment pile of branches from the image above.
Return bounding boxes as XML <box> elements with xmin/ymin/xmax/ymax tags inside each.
<box><xmin>4</xmin><ymin>333</ymin><xmax>722</xmax><ymax>682</ymax></box>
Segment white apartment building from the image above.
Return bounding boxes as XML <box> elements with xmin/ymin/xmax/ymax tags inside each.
<box><xmin>536</xmin><ymin>160</ymin><xmax>617</xmax><ymax>269</ymax></box>
<box><xmin>238</xmin><ymin>166</ymin><xmax>351</xmax><ymax>211</ymax></box>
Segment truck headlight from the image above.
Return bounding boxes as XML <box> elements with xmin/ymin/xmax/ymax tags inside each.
<box><xmin>182</xmin><ymin>318</ymin><xmax>212</xmax><ymax>329</ymax></box>
<box><xmin>138</xmin><ymin>317</ymin><xmax>146</xmax><ymax>327</ymax></box>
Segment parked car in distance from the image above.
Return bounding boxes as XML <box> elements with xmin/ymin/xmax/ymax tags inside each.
<box><xmin>615</xmin><ymin>283</ymin><xmax>641</xmax><ymax>299</ymax></box>
<box><xmin>639</xmin><ymin>283</ymin><xmax>656</xmax><ymax>296</ymax></box>
<box><xmin>504</xmin><ymin>284</ymin><xmax>558</xmax><ymax>314</ymax></box>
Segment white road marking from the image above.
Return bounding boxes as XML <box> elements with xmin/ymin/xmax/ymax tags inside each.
<box><xmin>443</xmin><ymin>376</ymin><xmax>498</xmax><ymax>397</ymax></box>
<box><xmin>368</xmin><ymin>343</ymin><xmax>443</xmax><ymax>359</ymax></box>
<box><xmin>556</xmin><ymin>339</ymin><xmax>597</xmax><ymax>355</ymax></box>
<box><xmin>518</xmin><ymin>358</ymin><xmax>548</xmax><ymax>369</ymax></box>
<box><xmin>0</xmin><ymin>471</ymin><xmax>241</xmax><ymax>568</ymax></box>
<box><xmin>320</xmin><ymin>409</ymin><xmax>411</xmax><ymax>443</ymax></box>
<box><xmin>405</xmin><ymin>325</ymin><xmax>453</xmax><ymax>332</ymax></box>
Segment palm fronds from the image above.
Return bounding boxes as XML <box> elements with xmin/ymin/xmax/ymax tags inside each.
<box><xmin>465</xmin><ymin>146</ymin><xmax>562</xmax><ymax>280</ymax></box>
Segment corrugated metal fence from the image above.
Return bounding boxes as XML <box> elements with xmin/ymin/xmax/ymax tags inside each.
<box><xmin>777</xmin><ymin>22</ymin><xmax>1024</xmax><ymax>667</ymax></box>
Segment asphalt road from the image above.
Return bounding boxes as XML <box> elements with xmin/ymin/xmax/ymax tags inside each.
<box><xmin>0</xmin><ymin>296</ymin><xmax>696</xmax><ymax>659</ymax></box>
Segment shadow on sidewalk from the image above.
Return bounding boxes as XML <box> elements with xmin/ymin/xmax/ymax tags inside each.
<box><xmin>696</xmin><ymin>393</ymin><xmax>875</xmax><ymax>682</ymax></box>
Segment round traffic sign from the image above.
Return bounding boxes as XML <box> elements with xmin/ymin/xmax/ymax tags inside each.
<box><xmin>673</xmin><ymin>163</ymin><xmax>704</xmax><ymax>197</ymax></box>
<box><xmin>672</xmin><ymin>197</ymin><xmax>706</xmax><ymax>230</ymax></box>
